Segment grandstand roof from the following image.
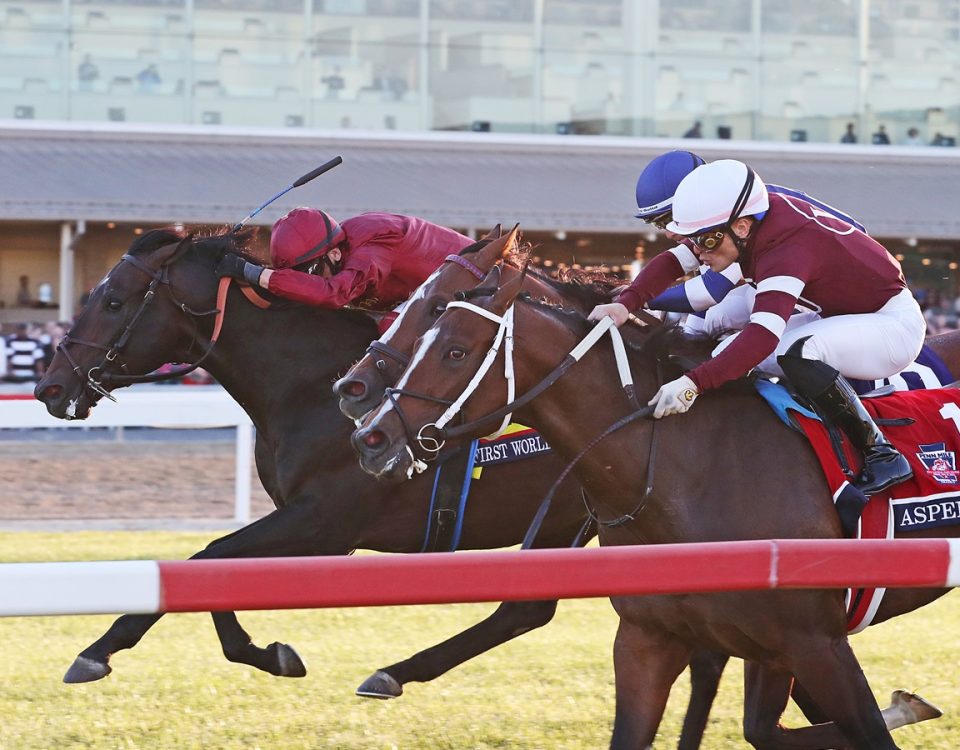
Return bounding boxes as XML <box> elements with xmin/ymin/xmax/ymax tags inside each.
<box><xmin>2</xmin><ymin>121</ymin><xmax>960</xmax><ymax>238</ymax></box>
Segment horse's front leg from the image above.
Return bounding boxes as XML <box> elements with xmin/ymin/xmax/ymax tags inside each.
<box><xmin>609</xmin><ymin>616</ymin><xmax>692</xmax><ymax>750</ymax></box>
<box><xmin>357</xmin><ymin>518</ymin><xmax>594</xmax><ymax>699</ymax></box>
<box><xmin>356</xmin><ymin>599</ymin><xmax>561</xmax><ymax>698</ymax></box>
<box><xmin>64</xmin><ymin>500</ymin><xmax>363</xmax><ymax>683</ymax></box>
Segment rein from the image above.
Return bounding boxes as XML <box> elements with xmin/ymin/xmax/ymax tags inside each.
<box><xmin>57</xmin><ymin>248</ymin><xmax>232</xmax><ymax>401</ymax></box>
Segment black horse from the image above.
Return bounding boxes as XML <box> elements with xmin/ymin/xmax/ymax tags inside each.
<box><xmin>34</xmin><ymin>228</ymin><xmax>591</xmax><ymax>694</ymax></box>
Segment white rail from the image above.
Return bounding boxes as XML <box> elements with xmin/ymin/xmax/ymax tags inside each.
<box><xmin>0</xmin><ymin>387</ymin><xmax>254</xmax><ymax>523</ymax></box>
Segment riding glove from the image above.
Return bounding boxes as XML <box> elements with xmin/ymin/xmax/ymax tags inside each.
<box><xmin>648</xmin><ymin>375</ymin><xmax>699</xmax><ymax>419</ymax></box>
<box><xmin>216</xmin><ymin>253</ymin><xmax>264</xmax><ymax>286</ymax></box>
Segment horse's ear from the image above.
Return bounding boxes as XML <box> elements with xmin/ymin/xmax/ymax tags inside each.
<box><xmin>502</xmin><ymin>224</ymin><xmax>521</xmax><ymax>259</ymax></box>
<box><xmin>478</xmin><ymin>263</ymin><xmax>502</xmax><ymax>290</ymax></box>
<box><xmin>472</xmin><ymin>223</ymin><xmax>520</xmax><ymax>270</ymax></box>
<box><xmin>157</xmin><ymin>234</ymin><xmax>194</xmax><ymax>267</ymax></box>
<box><xmin>480</xmin><ymin>223</ymin><xmax>502</xmax><ymax>241</ymax></box>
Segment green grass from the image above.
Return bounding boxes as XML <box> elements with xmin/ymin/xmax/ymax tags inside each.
<box><xmin>0</xmin><ymin>531</ymin><xmax>957</xmax><ymax>748</ymax></box>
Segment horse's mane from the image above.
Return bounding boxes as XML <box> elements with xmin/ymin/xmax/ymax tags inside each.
<box><xmin>517</xmin><ymin>284</ymin><xmax>723</xmax><ymax>380</ymax></box>
<box><xmin>127</xmin><ymin>226</ymin><xmax>260</xmax><ymax>265</ymax></box>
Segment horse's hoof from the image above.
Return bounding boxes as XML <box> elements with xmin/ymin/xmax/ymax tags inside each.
<box><xmin>355</xmin><ymin>670</ymin><xmax>403</xmax><ymax>699</ymax></box>
<box><xmin>271</xmin><ymin>642</ymin><xmax>307</xmax><ymax>678</ymax></box>
<box><xmin>63</xmin><ymin>656</ymin><xmax>111</xmax><ymax>684</ymax></box>
<box><xmin>890</xmin><ymin>689</ymin><xmax>943</xmax><ymax>724</ymax></box>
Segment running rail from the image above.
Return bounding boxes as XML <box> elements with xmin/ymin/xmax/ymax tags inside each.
<box><xmin>1</xmin><ymin>539</ymin><xmax>958</xmax><ymax>617</ymax></box>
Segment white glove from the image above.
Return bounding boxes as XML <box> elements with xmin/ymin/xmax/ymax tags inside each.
<box><xmin>648</xmin><ymin>375</ymin><xmax>699</xmax><ymax>419</ymax></box>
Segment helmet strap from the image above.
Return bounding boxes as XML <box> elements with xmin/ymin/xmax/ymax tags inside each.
<box><xmin>723</xmin><ymin>166</ymin><xmax>757</xmax><ymax>262</ymax></box>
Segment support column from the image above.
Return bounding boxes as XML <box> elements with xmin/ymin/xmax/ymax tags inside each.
<box><xmin>58</xmin><ymin>221</ymin><xmax>78</xmax><ymax>323</ymax></box>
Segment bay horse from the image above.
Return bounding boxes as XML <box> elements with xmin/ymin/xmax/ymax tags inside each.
<box><xmin>339</xmin><ymin>231</ymin><xmax>951</xmax><ymax>747</ymax></box>
<box><xmin>352</xmin><ymin>230</ymin><xmax>958</xmax><ymax>749</ymax></box>
<box><xmin>33</xmin><ymin>227</ymin><xmax>591</xmax><ymax>693</ymax></box>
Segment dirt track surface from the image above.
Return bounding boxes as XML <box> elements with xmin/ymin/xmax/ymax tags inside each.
<box><xmin>0</xmin><ymin>440</ymin><xmax>274</xmax><ymax>521</ymax></box>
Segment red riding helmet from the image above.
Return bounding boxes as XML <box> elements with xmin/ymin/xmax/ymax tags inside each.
<box><xmin>270</xmin><ymin>207</ymin><xmax>347</xmax><ymax>269</ymax></box>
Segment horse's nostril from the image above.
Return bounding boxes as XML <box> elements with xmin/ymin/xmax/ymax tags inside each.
<box><xmin>362</xmin><ymin>429</ymin><xmax>385</xmax><ymax>449</ymax></box>
<box><xmin>37</xmin><ymin>384</ymin><xmax>63</xmax><ymax>402</ymax></box>
<box><xmin>344</xmin><ymin>380</ymin><xmax>366</xmax><ymax>399</ymax></box>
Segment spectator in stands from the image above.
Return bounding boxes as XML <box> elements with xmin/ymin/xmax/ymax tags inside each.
<box><xmin>903</xmin><ymin>127</ymin><xmax>924</xmax><ymax>146</ymax></box>
<box><xmin>931</xmin><ymin>132</ymin><xmax>954</xmax><ymax>147</ymax></box>
<box><xmin>77</xmin><ymin>55</ymin><xmax>99</xmax><ymax>91</ymax></box>
<box><xmin>321</xmin><ymin>66</ymin><xmax>345</xmax><ymax>99</ymax></box>
<box><xmin>840</xmin><ymin>122</ymin><xmax>857</xmax><ymax>143</ymax></box>
<box><xmin>136</xmin><ymin>64</ymin><xmax>161</xmax><ymax>94</ymax></box>
<box><xmin>40</xmin><ymin>321</ymin><xmax>66</xmax><ymax>370</ymax></box>
<box><xmin>15</xmin><ymin>275</ymin><xmax>31</xmax><ymax>308</ymax></box>
<box><xmin>871</xmin><ymin>125</ymin><xmax>890</xmax><ymax>145</ymax></box>
<box><xmin>683</xmin><ymin>120</ymin><xmax>702</xmax><ymax>138</ymax></box>
<box><xmin>5</xmin><ymin>323</ymin><xmax>45</xmax><ymax>384</ymax></box>
<box><xmin>629</xmin><ymin>242</ymin><xmax>646</xmax><ymax>280</ymax></box>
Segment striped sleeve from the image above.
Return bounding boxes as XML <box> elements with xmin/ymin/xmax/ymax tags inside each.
<box><xmin>648</xmin><ymin>263</ymin><xmax>743</xmax><ymax>313</ymax></box>
<box><xmin>616</xmin><ymin>250</ymin><xmax>686</xmax><ymax>312</ymax></box>
<box><xmin>687</xmin><ymin>263</ymin><xmax>810</xmax><ymax>391</ymax></box>
<box><xmin>687</xmin><ymin>323</ymin><xmax>781</xmax><ymax>391</ymax></box>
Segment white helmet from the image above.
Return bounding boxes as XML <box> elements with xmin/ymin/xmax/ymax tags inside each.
<box><xmin>666</xmin><ymin>159</ymin><xmax>769</xmax><ymax>235</ymax></box>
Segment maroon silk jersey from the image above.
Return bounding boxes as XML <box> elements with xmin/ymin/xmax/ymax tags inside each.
<box><xmin>266</xmin><ymin>213</ymin><xmax>473</xmax><ymax>310</ymax></box>
<box><xmin>688</xmin><ymin>193</ymin><xmax>907</xmax><ymax>391</ymax></box>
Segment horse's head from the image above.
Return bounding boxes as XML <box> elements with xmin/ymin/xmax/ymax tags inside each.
<box><xmin>351</xmin><ymin>227</ymin><xmax>608</xmax><ymax>480</ymax></box>
<box><xmin>35</xmin><ymin>227</ymin><xmax>252</xmax><ymax>419</ymax></box>
<box><xmin>334</xmin><ymin>224</ymin><xmax>509</xmax><ymax>420</ymax></box>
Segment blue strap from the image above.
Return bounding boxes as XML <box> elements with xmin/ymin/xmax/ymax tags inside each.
<box><xmin>419</xmin><ymin>439</ymin><xmax>479</xmax><ymax>553</ymax></box>
<box><xmin>753</xmin><ymin>379</ymin><xmax>819</xmax><ymax>431</ymax></box>
<box><xmin>449</xmin><ymin>440</ymin><xmax>479</xmax><ymax>550</ymax></box>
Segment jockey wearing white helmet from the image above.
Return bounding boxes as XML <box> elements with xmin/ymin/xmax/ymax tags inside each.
<box><xmin>594</xmin><ymin>158</ymin><xmax>925</xmax><ymax>506</ymax></box>
<box><xmin>610</xmin><ymin>151</ymin><xmax>867</xmax><ymax>336</ymax></box>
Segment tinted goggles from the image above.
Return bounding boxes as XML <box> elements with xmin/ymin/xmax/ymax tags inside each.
<box><xmin>692</xmin><ymin>228</ymin><xmax>726</xmax><ymax>251</ymax></box>
<box><xmin>645</xmin><ymin>211</ymin><xmax>672</xmax><ymax>230</ymax></box>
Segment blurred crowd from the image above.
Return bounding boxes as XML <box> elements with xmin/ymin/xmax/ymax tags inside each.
<box><xmin>915</xmin><ymin>288</ymin><xmax>960</xmax><ymax>335</ymax></box>
<box><xmin>1</xmin><ymin>321</ymin><xmax>214</xmax><ymax>385</ymax></box>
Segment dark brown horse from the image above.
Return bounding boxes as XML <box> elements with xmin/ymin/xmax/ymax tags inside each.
<box><xmin>340</xmin><ymin>231</ymin><xmax>950</xmax><ymax>747</ymax></box>
<box><xmin>353</xmin><ymin>231</ymin><xmax>957</xmax><ymax>749</ymax></box>
<box><xmin>33</xmin><ymin>228</ymin><xmax>592</xmax><ymax>693</ymax></box>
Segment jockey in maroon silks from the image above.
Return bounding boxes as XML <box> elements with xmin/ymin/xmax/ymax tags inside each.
<box><xmin>590</xmin><ymin>159</ymin><xmax>926</xmax><ymax>511</ymax></box>
<box><xmin>216</xmin><ymin>208</ymin><xmax>473</xmax><ymax>330</ymax></box>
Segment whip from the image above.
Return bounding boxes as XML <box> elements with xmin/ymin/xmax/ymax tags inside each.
<box><xmin>232</xmin><ymin>156</ymin><xmax>343</xmax><ymax>231</ymax></box>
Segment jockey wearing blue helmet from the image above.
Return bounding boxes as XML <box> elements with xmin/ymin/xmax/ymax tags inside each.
<box><xmin>634</xmin><ymin>150</ymin><xmax>706</xmax><ymax>226</ymax></box>
<box><xmin>630</xmin><ymin>151</ymin><xmax>867</xmax><ymax>321</ymax></box>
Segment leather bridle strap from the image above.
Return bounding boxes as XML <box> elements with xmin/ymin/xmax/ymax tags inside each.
<box><xmin>444</xmin><ymin>254</ymin><xmax>486</xmax><ymax>280</ymax></box>
<box><xmin>102</xmin><ymin>275</ymin><xmax>231</xmax><ymax>385</ymax></box>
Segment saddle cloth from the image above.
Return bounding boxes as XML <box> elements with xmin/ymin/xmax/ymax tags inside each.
<box><xmin>756</xmin><ymin>383</ymin><xmax>960</xmax><ymax>632</ymax></box>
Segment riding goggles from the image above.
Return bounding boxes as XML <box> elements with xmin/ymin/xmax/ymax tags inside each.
<box><xmin>645</xmin><ymin>211</ymin><xmax>672</xmax><ymax>231</ymax></box>
<box><xmin>692</xmin><ymin>228</ymin><xmax>726</xmax><ymax>250</ymax></box>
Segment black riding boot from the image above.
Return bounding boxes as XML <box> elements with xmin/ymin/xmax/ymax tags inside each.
<box><xmin>778</xmin><ymin>341</ymin><xmax>913</xmax><ymax>499</ymax></box>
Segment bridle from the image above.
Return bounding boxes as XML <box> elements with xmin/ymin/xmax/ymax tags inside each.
<box><xmin>364</xmin><ymin>253</ymin><xmax>488</xmax><ymax>376</ymax></box>
<box><xmin>57</xmin><ymin>244</ymin><xmax>230</xmax><ymax>402</ymax></box>
<box><xmin>382</xmin><ymin>284</ymin><xmax>642</xmax><ymax>475</ymax></box>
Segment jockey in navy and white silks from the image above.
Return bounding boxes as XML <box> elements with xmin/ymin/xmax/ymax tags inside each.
<box><xmin>624</xmin><ymin>151</ymin><xmax>867</xmax><ymax>335</ymax></box>
<box><xmin>594</xmin><ymin>159</ymin><xmax>925</xmax><ymax>500</ymax></box>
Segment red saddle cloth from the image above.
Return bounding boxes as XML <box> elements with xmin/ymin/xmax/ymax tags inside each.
<box><xmin>790</xmin><ymin>387</ymin><xmax>960</xmax><ymax>631</ymax></box>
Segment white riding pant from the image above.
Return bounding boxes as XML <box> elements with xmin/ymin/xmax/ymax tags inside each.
<box><xmin>711</xmin><ymin>288</ymin><xmax>925</xmax><ymax>381</ymax></box>
<box><xmin>683</xmin><ymin>284</ymin><xmax>755</xmax><ymax>337</ymax></box>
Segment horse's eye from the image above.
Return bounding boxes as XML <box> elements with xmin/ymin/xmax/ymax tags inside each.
<box><xmin>106</xmin><ymin>299</ymin><xmax>123</xmax><ymax>312</ymax></box>
<box><xmin>448</xmin><ymin>348</ymin><xmax>466</xmax><ymax>361</ymax></box>
<box><xmin>432</xmin><ymin>302</ymin><xmax>446</xmax><ymax>317</ymax></box>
